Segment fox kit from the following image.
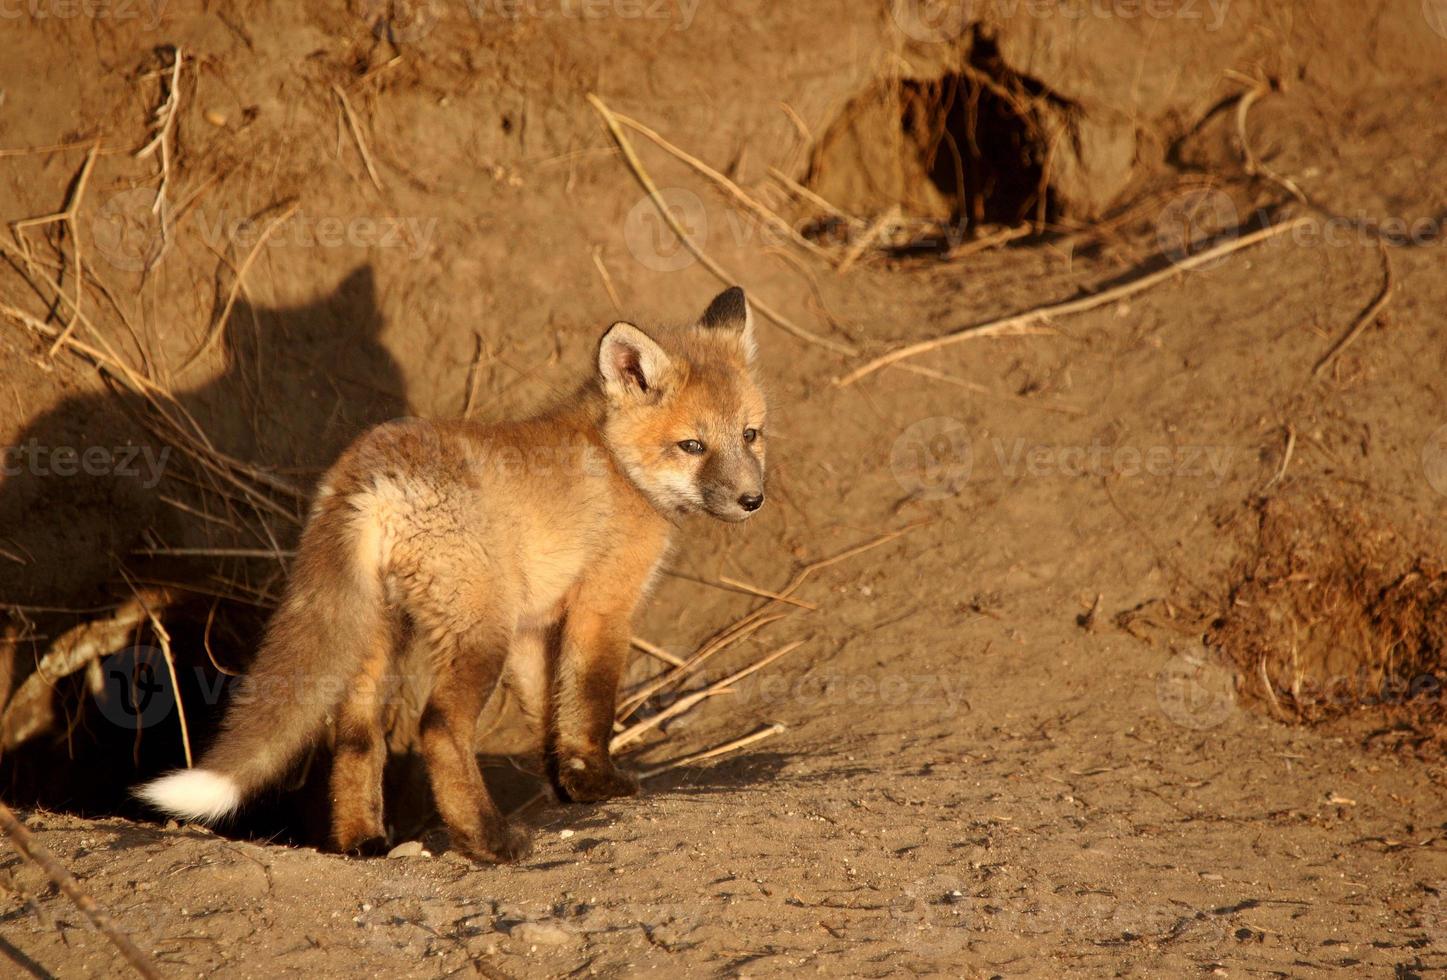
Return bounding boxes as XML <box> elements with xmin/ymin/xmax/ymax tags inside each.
<box><xmin>137</xmin><ymin>287</ymin><xmax>767</xmax><ymax>862</ymax></box>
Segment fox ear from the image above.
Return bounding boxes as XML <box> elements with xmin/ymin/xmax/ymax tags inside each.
<box><xmin>699</xmin><ymin>286</ymin><xmax>756</xmax><ymax>361</ymax></box>
<box><xmin>599</xmin><ymin>322</ymin><xmax>672</xmax><ymax>400</ymax></box>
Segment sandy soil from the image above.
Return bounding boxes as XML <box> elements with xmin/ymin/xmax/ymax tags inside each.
<box><xmin>2</xmin><ymin>2</ymin><xmax>1447</xmax><ymax>977</ymax></box>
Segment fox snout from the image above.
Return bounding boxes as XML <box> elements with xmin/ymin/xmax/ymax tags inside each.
<box><xmin>705</xmin><ymin>488</ymin><xmax>764</xmax><ymax>522</ymax></box>
<box><xmin>700</xmin><ymin>451</ymin><xmax>765</xmax><ymax>522</ymax></box>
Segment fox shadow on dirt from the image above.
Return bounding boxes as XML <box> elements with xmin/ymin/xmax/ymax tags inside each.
<box><xmin>0</xmin><ymin>265</ymin><xmax>407</xmax><ymax>818</ymax></box>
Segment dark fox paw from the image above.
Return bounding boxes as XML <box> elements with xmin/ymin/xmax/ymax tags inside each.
<box><xmin>454</xmin><ymin>821</ymin><xmax>533</xmax><ymax>865</ymax></box>
<box><xmin>332</xmin><ymin>819</ymin><xmax>389</xmax><ymax>857</ymax></box>
<box><xmin>554</xmin><ymin>756</ymin><xmax>640</xmax><ymax>804</ymax></box>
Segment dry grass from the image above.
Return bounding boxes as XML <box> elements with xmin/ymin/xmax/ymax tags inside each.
<box><xmin>1208</xmin><ymin>493</ymin><xmax>1447</xmax><ymax>731</ymax></box>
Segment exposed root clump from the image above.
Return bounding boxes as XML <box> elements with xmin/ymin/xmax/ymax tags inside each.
<box><xmin>1208</xmin><ymin>494</ymin><xmax>1447</xmax><ymax>731</ymax></box>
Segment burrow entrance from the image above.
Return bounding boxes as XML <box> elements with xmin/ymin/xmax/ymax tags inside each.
<box><xmin>805</xmin><ymin>35</ymin><xmax>1073</xmax><ymax>241</ymax></box>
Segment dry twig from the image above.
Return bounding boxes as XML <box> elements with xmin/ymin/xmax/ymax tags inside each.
<box><xmin>135</xmin><ymin>46</ymin><xmax>185</xmax><ymax>237</ymax></box>
<box><xmin>591</xmin><ymin>247</ymin><xmax>622</xmax><ymax>311</ymax></box>
<box><xmin>767</xmin><ymin>167</ymin><xmax>862</xmax><ymax>226</ymax></box>
<box><xmin>1229</xmin><ymin>72</ymin><xmax>1309</xmax><ymax>205</ymax></box>
<box><xmin>126</xmin><ymin>576</ymin><xmax>193</xmax><ymax>768</ymax></box>
<box><xmin>176</xmin><ymin>201</ymin><xmax>301</xmax><ymax>377</ymax></box>
<box><xmin>716</xmin><ymin>574</ymin><xmax>819</xmax><ymax>611</ymax></box>
<box><xmin>0</xmin><ymin>801</ymin><xmax>164</xmax><ymax>980</ymax></box>
<box><xmin>836</xmin><ymin>218</ymin><xmax>1310</xmax><ymax>386</ymax></box>
<box><xmin>9</xmin><ymin>144</ymin><xmax>100</xmax><ymax>354</ymax></box>
<box><xmin>0</xmin><ymin>591</ymin><xmax>171</xmax><ymax>750</ymax></box>
<box><xmin>836</xmin><ymin>206</ymin><xmax>900</xmax><ymax>274</ymax></box>
<box><xmin>620</xmin><ymin>521</ymin><xmax>926</xmax><ymax>717</ymax></box>
<box><xmin>461</xmin><ymin>331</ymin><xmax>489</xmax><ymax>418</ymax></box>
<box><xmin>1311</xmin><ymin>244</ymin><xmax>1395</xmax><ymax>379</ymax></box>
<box><xmin>612</xmin><ymin>641</ymin><xmax>802</xmax><ymax>750</ymax></box>
<box><xmin>638</xmin><ymin>722</ymin><xmax>786</xmax><ymax>779</ymax></box>
<box><xmin>631</xmin><ymin>636</ymin><xmax>687</xmax><ymax>668</ymax></box>
<box><xmin>585</xmin><ymin>93</ymin><xmax>855</xmax><ymax>356</ymax></box>
<box><xmin>333</xmin><ymin>84</ymin><xmax>385</xmax><ymax>192</ymax></box>
<box><xmin>1262</xmin><ymin>423</ymin><xmax>1297</xmax><ymax>492</ymax></box>
<box><xmin>607</xmin><ymin>108</ymin><xmax>832</xmax><ymax>262</ymax></box>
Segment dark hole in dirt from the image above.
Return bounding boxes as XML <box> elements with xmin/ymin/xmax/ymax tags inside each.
<box><xmin>0</xmin><ymin>600</ymin><xmax>549</xmax><ymax>851</ymax></box>
<box><xmin>803</xmin><ymin>34</ymin><xmax>1068</xmax><ymax>255</ymax></box>
<box><xmin>903</xmin><ymin>39</ymin><xmax>1063</xmax><ymax>230</ymax></box>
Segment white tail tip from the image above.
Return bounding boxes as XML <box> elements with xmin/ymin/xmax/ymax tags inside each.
<box><xmin>134</xmin><ymin>769</ymin><xmax>241</xmax><ymax>823</ymax></box>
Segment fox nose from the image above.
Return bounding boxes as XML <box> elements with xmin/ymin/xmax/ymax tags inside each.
<box><xmin>738</xmin><ymin>492</ymin><xmax>764</xmax><ymax>512</ymax></box>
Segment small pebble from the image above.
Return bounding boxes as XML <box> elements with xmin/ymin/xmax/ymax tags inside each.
<box><xmin>508</xmin><ymin>920</ymin><xmax>578</xmax><ymax>947</ymax></box>
<box><xmin>387</xmin><ymin>841</ymin><xmax>430</xmax><ymax>859</ymax></box>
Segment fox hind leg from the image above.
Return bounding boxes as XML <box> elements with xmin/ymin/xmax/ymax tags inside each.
<box><xmin>329</xmin><ymin>612</ymin><xmax>397</xmax><ymax>855</ymax></box>
<box><xmin>419</xmin><ymin>624</ymin><xmax>531</xmax><ymax>863</ymax></box>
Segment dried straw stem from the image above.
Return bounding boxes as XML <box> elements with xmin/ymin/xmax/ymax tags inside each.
<box><xmin>637</xmin><ymin>722</ymin><xmax>786</xmax><ymax>780</ymax></box>
<box><xmin>0</xmin><ymin>801</ymin><xmax>164</xmax><ymax>980</ymax></box>
<box><xmin>607</xmin><ymin>108</ymin><xmax>833</xmax><ymax>263</ymax></box>
<box><xmin>585</xmin><ymin>93</ymin><xmax>855</xmax><ymax>357</ymax></box>
<box><xmin>1311</xmin><ymin>244</ymin><xmax>1394</xmax><ymax>379</ymax></box>
<box><xmin>836</xmin><ymin>218</ymin><xmax>1310</xmax><ymax>386</ymax></box>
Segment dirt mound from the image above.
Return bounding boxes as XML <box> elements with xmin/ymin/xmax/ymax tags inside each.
<box><xmin>1208</xmin><ymin>492</ymin><xmax>1447</xmax><ymax>727</ymax></box>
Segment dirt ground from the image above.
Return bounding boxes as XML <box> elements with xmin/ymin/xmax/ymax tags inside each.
<box><xmin>2</xmin><ymin>2</ymin><xmax>1447</xmax><ymax>977</ymax></box>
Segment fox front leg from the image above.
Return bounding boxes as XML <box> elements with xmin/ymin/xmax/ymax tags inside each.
<box><xmin>550</xmin><ymin>606</ymin><xmax>640</xmax><ymax>803</ymax></box>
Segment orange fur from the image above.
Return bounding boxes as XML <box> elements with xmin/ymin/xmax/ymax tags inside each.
<box><xmin>135</xmin><ymin>287</ymin><xmax>768</xmax><ymax>863</ymax></box>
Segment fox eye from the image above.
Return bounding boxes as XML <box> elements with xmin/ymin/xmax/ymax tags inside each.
<box><xmin>743</xmin><ymin>427</ymin><xmax>760</xmax><ymax>444</ymax></box>
<box><xmin>677</xmin><ymin>439</ymin><xmax>707</xmax><ymax>455</ymax></box>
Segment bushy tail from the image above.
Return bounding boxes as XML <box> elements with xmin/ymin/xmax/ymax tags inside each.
<box><xmin>136</xmin><ymin>497</ymin><xmax>385</xmax><ymax>822</ymax></box>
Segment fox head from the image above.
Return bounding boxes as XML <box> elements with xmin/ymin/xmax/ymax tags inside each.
<box><xmin>598</xmin><ymin>286</ymin><xmax>767</xmax><ymax>522</ymax></box>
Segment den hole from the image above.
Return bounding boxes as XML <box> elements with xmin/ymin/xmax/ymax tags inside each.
<box><xmin>804</xmin><ymin>34</ymin><xmax>1069</xmax><ymax>252</ymax></box>
<box><xmin>904</xmin><ymin>41</ymin><xmax>1064</xmax><ymax>229</ymax></box>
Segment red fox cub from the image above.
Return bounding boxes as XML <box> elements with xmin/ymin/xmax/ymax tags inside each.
<box><xmin>137</xmin><ymin>287</ymin><xmax>767</xmax><ymax>863</ymax></box>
